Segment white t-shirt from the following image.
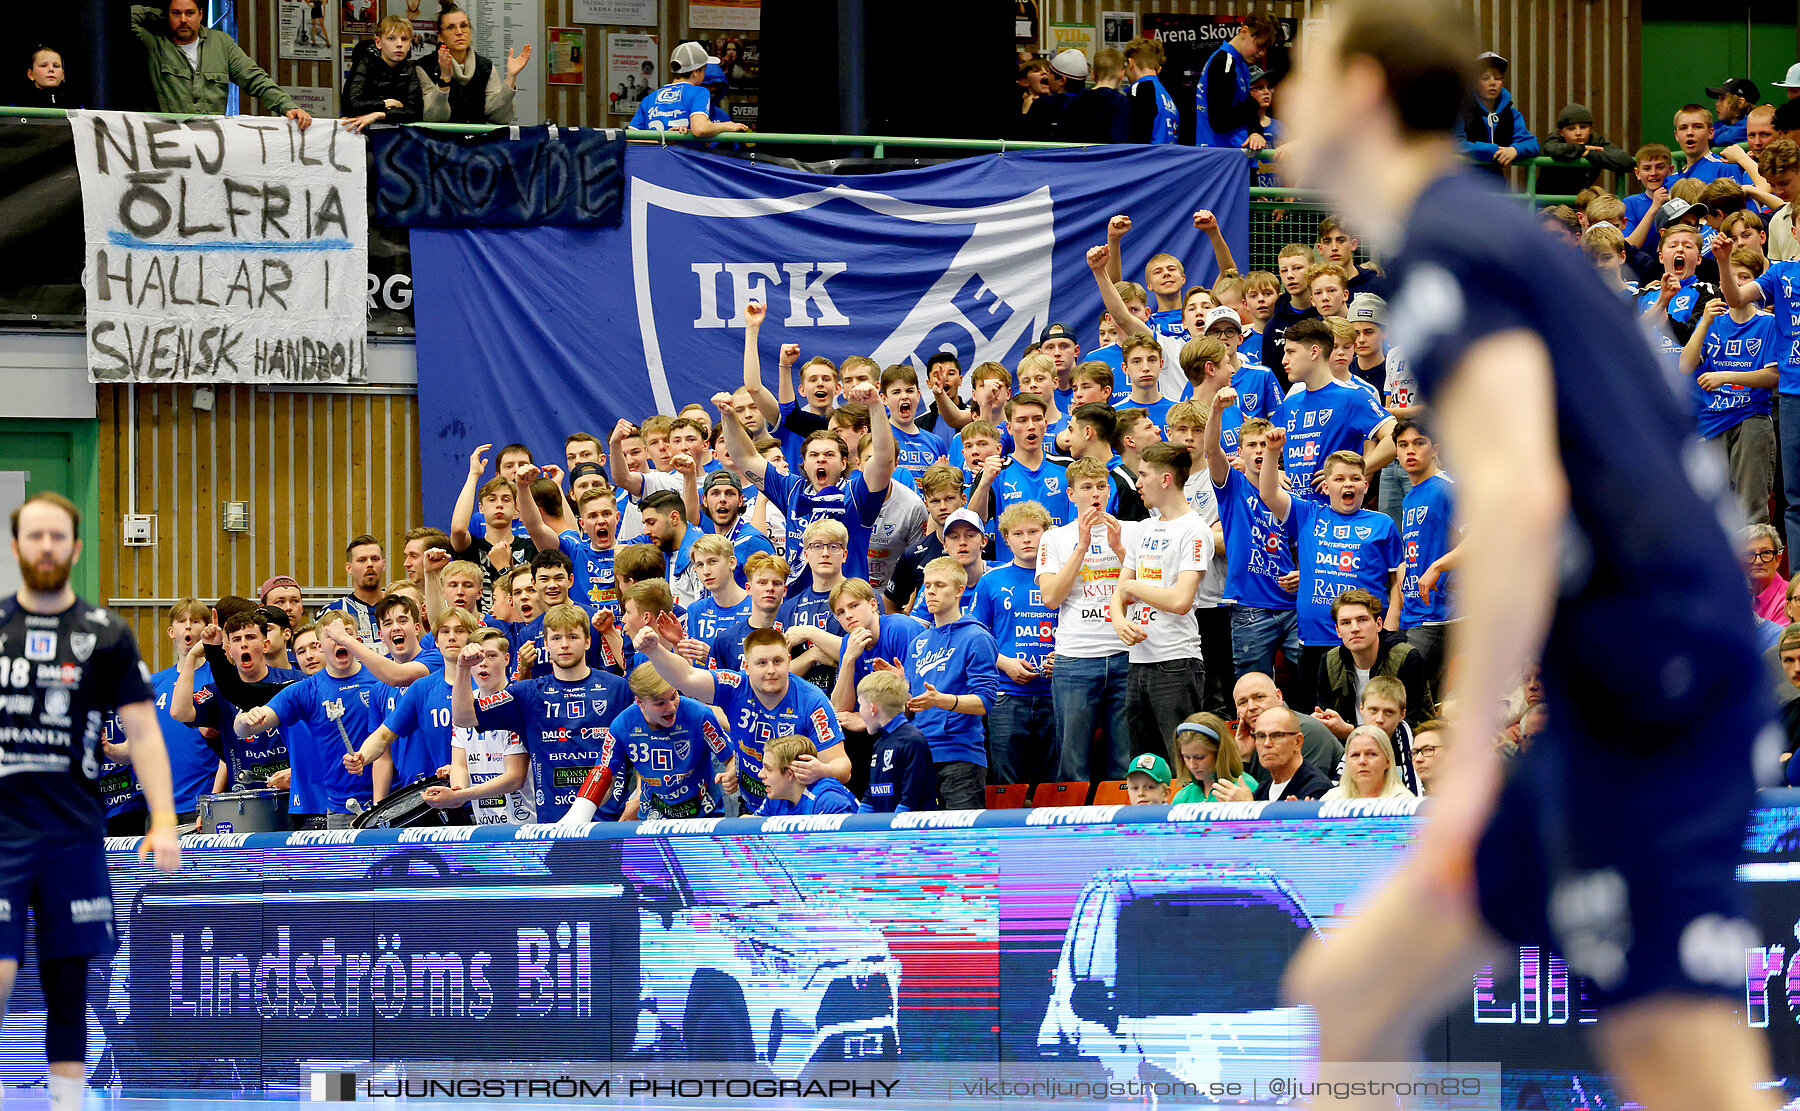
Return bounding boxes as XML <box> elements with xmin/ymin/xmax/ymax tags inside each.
<box><xmin>1178</xmin><ymin>473</ymin><xmax>1227</xmax><ymax>609</ymax></box>
<box><xmin>1037</xmin><ymin>520</ymin><xmax>1127</xmax><ymax>659</ymax></box>
<box><xmin>452</xmin><ymin>725</ymin><xmax>536</xmax><ymax>825</ymax></box>
<box><xmin>867</xmin><ymin>481</ymin><xmax>929</xmax><ymax>593</ymax></box>
<box><xmin>179</xmin><ymin>38</ymin><xmax>202</xmax><ymax>71</ymax></box>
<box><xmin>1352</xmin><ymin>667</ymin><xmax>1371</xmax><ymax>723</ymax></box>
<box><xmin>1120</xmin><ymin>514</ymin><xmax>1211</xmax><ymax>664</ymax></box>
<box><xmin>1383</xmin><ymin>346</ymin><xmax>1418</xmax><ymax>408</ymax></box>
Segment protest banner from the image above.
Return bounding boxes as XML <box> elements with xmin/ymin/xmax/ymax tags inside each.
<box><xmin>67</xmin><ymin>112</ymin><xmax>369</xmax><ymax>384</ymax></box>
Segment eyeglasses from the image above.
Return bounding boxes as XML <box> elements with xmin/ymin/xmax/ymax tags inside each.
<box><xmin>1249</xmin><ymin>730</ymin><xmax>1298</xmax><ymax>743</ymax></box>
<box><xmin>1413</xmin><ymin>744</ymin><xmax>1442</xmax><ymax>756</ymax></box>
<box><xmin>1747</xmin><ymin>550</ymin><xmax>1781</xmax><ymax>565</ymax></box>
<box><xmin>804</xmin><ymin>542</ymin><xmax>847</xmax><ymax>553</ymax></box>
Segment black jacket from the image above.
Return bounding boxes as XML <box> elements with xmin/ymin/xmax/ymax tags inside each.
<box><xmin>343</xmin><ymin>40</ymin><xmax>422</xmax><ymax>123</ymax></box>
<box><xmin>1253</xmin><ymin>758</ymin><xmax>1332</xmax><ymax>801</ymax></box>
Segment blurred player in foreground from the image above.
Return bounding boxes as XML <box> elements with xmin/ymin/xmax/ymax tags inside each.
<box><xmin>1277</xmin><ymin>3</ymin><xmax>1779</xmax><ymax>1108</ymax></box>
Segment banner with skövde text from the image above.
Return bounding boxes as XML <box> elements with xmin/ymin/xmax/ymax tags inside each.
<box><xmin>69</xmin><ymin>110</ymin><xmax>368</xmax><ymax>384</ymax></box>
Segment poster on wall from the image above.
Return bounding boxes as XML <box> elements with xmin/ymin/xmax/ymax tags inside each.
<box><xmin>574</xmin><ymin>0</ymin><xmax>655</xmax><ymax>23</ymax></box>
<box><xmin>385</xmin><ymin>0</ymin><xmax>439</xmax><ymax>60</ymax></box>
<box><xmin>66</xmin><ymin>111</ymin><xmax>369</xmax><ymax>384</ymax></box>
<box><xmin>282</xmin><ymin>84</ymin><xmax>338</xmax><ymax>118</ymax></box>
<box><xmin>691</xmin><ymin>32</ymin><xmax>757</xmax><ymax>126</ymax></box>
<box><xmin>546</xmin><ymin>28</ymin><xmax>585</xmax><ymax>86</ymax></box>
<box><xmin>279</xmin><ymin>0</ymin><xmax>335</xmax><ymax>61</ymax></box>
<box><xmin>1099</xmin><ymin>10</ymin><xmax>1135</xmax><ymax>51</ymax></box>
<box><xmin>687</xmin><ymin>0</ymin><xmax>758</xmax><ymax>32</ymax></box>
<box><xmin>340</xmin><ymin>0</ymin><xmax>377</xmax><ymax>35</ymax></box>
<box><xmin>471</xmin><ymin>0</ymin><xmax>544</xmax><ymax>124</ymax></box>
<box><xmin>1046</xmin><ymin>23</ymin><xmax>1093</xmax><ymax>63</ymax></box>
<box><xmin>607</xmin><ymin>33</ymin><xmax>658</xmax><ymax>119</ymax></box>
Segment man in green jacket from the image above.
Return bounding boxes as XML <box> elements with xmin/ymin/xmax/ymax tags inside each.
<box><xmin>131</xmin><ymin>0</ymin><xmax>313</xmax><ymax>127</ymax></box>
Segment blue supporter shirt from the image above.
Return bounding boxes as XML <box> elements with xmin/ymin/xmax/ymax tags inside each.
<box><xmin>629</xmin><ymin>81</ymin><xmax>711</xmax><ymax>130</ymax></box>
<box><xmin>1215</xmin><ymin>468</ymin><xmax>1298</xmax><ymax>611</ymax></box>
<box><xmin>1194</xmin><ymin>39</ymin><xmax>1254</xmax><ymax>148</ymax></box>
<box><xmin>1635</xmin><ymin>275</ymin><xmax>1704</xmax><ymax>363</ymax></box>
<box><xmin>1387</xmin><ymin>170</ymin><xmax>1770</xmax><ymax>740</ymax></box>
<box><xmin>594</xmin><ymin>696</ymin><xmax>729</xmax><ymax>820</ymax></box>
<box><xmin>1751</xmin><ymin>260</ymin><xmax>1800</xmax><ymax>394</ymax></box>
<box><xmin>759</xmin><ymin>466</ymin><xmax>889</xmax><ymax>588</ymax></box>
<box><xmin>151</xmin><ymin>663</ymin><xmax>218</xmax><ymax>814</ymax></box>
<box><xmin>1278</xmin><ymin>381</ymin><xmax>1393</xmax><ymax>504</ymax></box>
<box><xmin>840</xmin><ymin>613</ymin><xmax>929</xmax><ymax>688</ymax></box>
<box><xmin>903</xmin><ymin>615</ymin><xmax>999</xmax><ymax>767</ymax></box>
<box><xmin>1218</xmin><ymin>363</ymin><xmax>1284</xmax><ymax>456</ymax></box>
<box><xmin>760</xmin><ymin>776</ymin><xmax>858</xmax><ymax>816</ymax></box>
<box><xmin>1667</xmin><ymin>152</ymin><xmax>1752</xmax><ymax>190</ymax></box>
<box><xmin>96</xmin><ymin>716</ymin><xmax>144</xmax><ymax>821</ymax></box>
<box><xmin>265</xmin><ymin>667</ymin><xmax>389</xmax><ymax>813</ymax></box>
<box><xmin>1399</xmin><ymin>473</ymin><xmax>1459</xmax><ymax>629</ymax></box>
<box><xmin>891</xmin><ymin>424</ymin><xmax>948</xmax><ymax>486</ymax></box>
<box><xmin>380</xmin><ymin>671</ymin><xmax>460</xmax><ymax>788</ymax></box>
<box><xmin>707</xmin><ymin>669</ymin><xmax>843</xmax><ymax>814</ymax></box>
<box><xmin>687</xmin><ymin>592</ymin><xmax>754</xmax><ymax>645</ymax></box>
<box><xmin>909</xmin><ymin>580</ymin><xmax>979</xmax><ymax>622</ymax></box>
<box><xmin>993</xmin><ymin>456</ymin><xmax>1072</xmax><ymax>561</ymax></box>
<box><xmin>1693</xmin><ymin>311</ymin><xmax>1778</xmax><ymax>438</ymax></box>
<box><xmin>1114</xmin><ymin>394</ymin><xmax>1175</xmax><ymax>431</ymax></box>
<box><xmin>558</xmin><ymin>532</ymin><xmax>621</xmax><ymax>616</ymax></box>
<box><xmin>968</xmin><ymin>561</ymin><xmax>1056</xmax><ymax>697</ymax></box>
<box><xmin>1621</xmin><ymin>190</ymin><xmax>1663</xmax><ymax>255</ymax></box>
<box><xmin>1132</xmin><ymin>74</ymin><xmax>1181</xmax><ymax>144</ymax></box>
<box><xmin>706</xmin><ymin>617</ymin><xmax>780</xmax><ymax>674</ymax></box>
<box><xmin>470</xmin><ymin>667</ymin><xmax>632</xmax><ymax>822</ymax></box>
<box><xmin>776</xmin><ymin>586</ymin><xmax>842</xmax><ymax>640</ymax></box>
<box><xmin>1286</xmin><ymin>498</ymin><xmax>1404</xmax><ymax>646</ymax></box>
<box><xmin>708</xmin><ymin>517</ymin><xmax>776</xmax><ymax>586</ymax></box>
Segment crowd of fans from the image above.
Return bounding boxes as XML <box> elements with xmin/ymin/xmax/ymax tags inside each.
<box><xmin>25</xmin><ymin>28</ymin><xmax>1800</xmax><ymax>827</ymax></box>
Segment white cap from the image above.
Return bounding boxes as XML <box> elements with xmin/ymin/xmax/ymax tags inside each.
<box><xmin>944</xmin><ymin>508</ymin><xmax>985</xmax><ymax>534</ymax></box>
<box><xmin>1202</xmin><ymin>305</ymin><xmax>1244</xmax><ymax>333</ymax></box>
<box><xmin>1775</xmin><ymin>62</ymin><xmax>1800</xmax><ymax>89</ymax></box>
<box><xmin>1050</xmin><ymin>49</ymin><xmax>1090</xmax><ymax>80</ymax></box>
<box><xmin>670</xmin><ymin>41</ymin><xmax>720</xmax><ymax>75</ymax></box>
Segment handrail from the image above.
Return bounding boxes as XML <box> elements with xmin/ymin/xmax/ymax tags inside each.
<box><xmin>0</xmin><ymin>104</ymin><xmax>1599</xmax><ymax>208</ymax></box>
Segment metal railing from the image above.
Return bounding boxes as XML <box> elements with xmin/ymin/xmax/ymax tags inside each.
<box><xmin>1</xmin><ymin>105</ymin><xmax>1616</xmax><ymax>289</ymax></box>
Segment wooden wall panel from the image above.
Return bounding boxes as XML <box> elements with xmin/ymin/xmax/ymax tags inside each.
<box><xmin>96</xmin><ymin>385</ymin><xmax>423</xmax><ymax>671</ymax></box>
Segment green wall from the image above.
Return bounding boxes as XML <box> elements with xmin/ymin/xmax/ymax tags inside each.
<box><xmin>0</xmin><ymin>418</ymin><xmax>100</xmax><ymax>601</ymax></box>
<box><xmin>1641</xmin><ymin>19</ymin><xmax>1796</xmax><ymax>157</ymax></box>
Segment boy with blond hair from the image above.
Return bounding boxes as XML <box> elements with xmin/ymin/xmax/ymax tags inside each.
<box><xmin>970</xmin><ymin>501</ymin><xmax>1059</xmax><ymax>784</ymax></box>
<box><xmin>850</xmin><ymin>670</ymin><xmax>936</xmax><ymax>812</ymax></box>
<box><xmin>1037</xmin><ymin>456</ymin><xmax>1131</xmax><ymax>780</ymax></box>
<box><xmin>760</xmin><ymin>735</ymin><xmax>859</xmax><ymax>814</ymax></box>
<box><xmin>561</xmin><ymin>661</ymin><xmax>731</xmax><ymax>822</ymax></box>
<box><xmin>904</xmin><ymin>556</ymin><xmax>1000</xmax><ymax>808</ymax></box>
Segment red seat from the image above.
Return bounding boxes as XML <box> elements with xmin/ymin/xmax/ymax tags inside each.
<box><xmin>984</xmin><ymin>783</ymin><xmax>1029</xmax><ymax>809</ymax></box>
<box><xmin>1089</xmin><ymin>779</ymin><xmax>1130</xmax><ymax>806</ymax></box>
<box><xmin>1030</xmin><ymin>781</ymin><xmax>1092</xmax><ymax>807</ymax></box>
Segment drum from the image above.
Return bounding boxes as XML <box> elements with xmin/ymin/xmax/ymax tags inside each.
<box><xmin>199</xmin><ymin>788</ymin><xmax>289</xmax><ymax>834</ymax></box>
<box><xmin>351</xmin><ymin>776</ymin><xmax>474</xmax><ymax>830</ymax></box>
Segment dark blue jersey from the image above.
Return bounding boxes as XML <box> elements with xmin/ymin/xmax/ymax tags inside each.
<box><xmin>594</xmin><ymin>696</ymin><xmax>729</xmax><ymax>820</ymax></box>
<box><xmin>0</xmin><ymin>598</ymin><xmax>154</xmax><ymax>844</ymax></box>
<box><xmin>194</xmin><ymin>666</ymin><xmax>303</xmax><ymax>785</ymax></box>
<box><xmin>859</xmin><ymin>718</ymin><xmax>937</xmax><ymax>813</ymax></box>
<box><xmin>380</xmin><ymin>671</ymin><xmax>461</xmax><ymax>787</ymax></box>
<box><xmin>1386</xmin><ymin>171</ymin><xmax>1768</xmax><ymax>735</ymax></box>
<box><xmin>471</xmin><ymin>667</ymin><xmax>631</xmax><ymax>822</ymax></box>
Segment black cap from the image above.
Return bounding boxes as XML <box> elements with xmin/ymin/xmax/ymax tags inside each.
<box><xmin>569</xmin><ymin>462</ymin><xmax>606</xmax><ymax>482</ymax></box>
<box><xmin>704</xmin><ymin>469</ymin><xmax>742</xmax><ymax>492</ymax></box>
<box><xmin>1707</xmin><ymin>77</ymin><xmax>1760</xmax><ymax>102</ymax></box>
<box><xmin>253</xmin><ymin>605</ymin><xmax>291</xmax><ymax>632</ymax></box>
<box><xmin>1039</xmin><ymin>322</ymin><xmax>1077</xmax><ymax>344</ymax></box>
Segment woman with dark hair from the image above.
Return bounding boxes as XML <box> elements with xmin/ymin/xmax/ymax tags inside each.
<box><xmin>417</xmin><ymin>2</ymin><xmax>530</xmax><ymax>124</ymax></box>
